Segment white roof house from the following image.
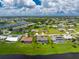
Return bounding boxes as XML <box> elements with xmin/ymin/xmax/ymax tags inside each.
<box><xmin>52</xmin><ymin>25</ymin><xmax>58</xmax><ymax>28</ymax></box>
<box><xmin>6</xmin><ymin>36</ymin><xmax>19</xmax><ymax>42</ymax></box>
<box><xmin>66</xmin><ymin>32</ymin><xmax>70</xmax><ymax>34</ymax></box>
<box><xmin>41</xmin><ymin>32</ymin><xmax>45</xmax><ymax>36</ymax></box>
<box><xmin>58</xmin><ymin>23</ymin><xmax>65</xmax><ymax>28</ymax></box>
<box><xmin>51</xmin><ymin>35</ymin><xmax>64</xmax><ymax>43</ymax></box>
<box><xmin>35</xmin><ymin>33</ymin><xmax>39</xmax><ymax>36</ymax></box>
<box><xmin>35</xmin><ymin>32</ymin><xmax>46</xmax><ymax>36</ymax></box>
<box><xmin>63</xmin><ymin>34</ymin><xmax>73</xmax><ymax>39</ymax></box>
<box><xmin>58</xmin><ymin>28</ymin><xmax>65</xmax><ymax>31</ymax></box>
<box><xmin>68</xmin><ymin>29</ymin><xmax>75</xmax><ymax>31</ymax></box>
<box><xmin>0</xmin><ymin>35</ymin><xmax>7</xmax><ymax>39</ymax></box>
<box><xmin>69</xmin><ymin>25</ymin><xmax>74</xmax><ymax>27</ymax></box>
<box><xmin>51</xmin><ymin>35</ymin><xmax>56</xmax><ymax>41</ymax></box>
<box><xmin>31</xmin><ymin>29</ymin><xmax>38</xmax><ymax>32</ymax></box>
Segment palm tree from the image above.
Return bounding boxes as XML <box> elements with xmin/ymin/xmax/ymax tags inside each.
<box><xmin>48</xmin><ymin>36</ymin><xmax>53</xmax><ymax>47</ymax></box>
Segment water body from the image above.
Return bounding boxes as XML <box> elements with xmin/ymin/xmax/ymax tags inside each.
<box><xmin>0</xmin><ymin>53</ymin><xmax>79</xmax><ymax>59</ymax></box>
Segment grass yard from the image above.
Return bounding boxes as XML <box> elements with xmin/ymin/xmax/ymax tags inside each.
<box><xmin>75</xmin><ymin>26</ymin><xmax>79</xmax><ymax>32</ymax></box>
<box><xmin>0</xmin><ymin>41</ymin><xmax>79</xmax><ymax>55</ymax></box>
<box><xmin>11</xmin><ymin>32</ymin><xmax>24</xmax><ymax>35</ymax></box>
<box><xmin>47</xmin><ymin>28</ymin><xmax>65</xmax><ymax>34</ymax></box>
<box><xmin>35</xmin><ymin>28</ymin><xmax>65</xmax><ymax>34</ymax></box>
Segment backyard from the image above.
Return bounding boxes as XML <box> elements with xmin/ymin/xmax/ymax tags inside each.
<box><xmin>0</xmin><ymin>40</ymin><xmax>79</xmax><ymax>55</ymax></box>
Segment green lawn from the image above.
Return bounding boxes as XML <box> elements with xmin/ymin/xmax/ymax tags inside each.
<box><xmin>47</xmin><ymin>28</ymin><xmax>65</xmax><ymax>34</ymax></box>
<box><xmin>0</xmin><ymin>41</ymin><xmax>79</xmax><ymax>55</ymax></box>
<box><xmin>35</xmin><ymin>28</ymin><xmax>65</xmax><ymax>34</ymax></box>
<box><xmin>75</xmin><ymin>26</ymin><xmax>79</xmax><ymax>32</ymax></box>
<box><xmin>11</xmin><ymin>32</ymin><xmax>24</xmax><ymax>35</ymax></box>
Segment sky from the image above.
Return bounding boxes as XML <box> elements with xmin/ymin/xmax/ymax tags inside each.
<box><xmin>0</xmin><ymin>0</ymin><xmax>79</xmax><ymax>16</ymax></box>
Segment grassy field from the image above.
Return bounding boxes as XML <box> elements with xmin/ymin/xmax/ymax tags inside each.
<box><xmin>75</xmin><ymin>26</ymin><xmax>79</xmax><ymax>32</ymax></box>
<box><xmin>35</xmin><ymin>28</ymin><xmax>65</xmax><ymax>34</ymax></box>
<box><xmin>0</xmin><ymin>41</ymin><xmax>79</xmax><ymax>55</ymax></box>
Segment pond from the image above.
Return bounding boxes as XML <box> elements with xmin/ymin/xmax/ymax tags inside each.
<box><xmin>0</xmin><ymin>53</ymin><xmax>79</xmax><ymax>59</ymax></box>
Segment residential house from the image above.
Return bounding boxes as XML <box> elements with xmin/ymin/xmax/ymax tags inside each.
<box><xmin>36</xmin><ymin>35</ymin><xmax>48</xmax><ymax>44</ymax></box>
<box><xmin>35</xmin><ymin>32</ymin><xmax>48</xmax><ymax>44</ymax></box>
<box><xmin>21</xmin><ymin>36</ymin><xmax>33</xmax><ymax>43</ymax></box>
<box><xmin>0</xmin><ymin>35</ymin><xmax>7</xmax><ymax>40</ymax></box>
<box><xmin>63</xmin><ymin>34</ymin><xmax>73</xmax><ymax>40</ymax></box>
<box><xmin>21</xmin><ymin>34</ymin><xmax>33</xmax><ymax>43</ymax></box>
<box><xmin>51</xmin><ymin>35</ymin><xmax>64</xmax><ymax>44</ymax></box>
<box><xmin>6</xmin><ymin>35</ymin><xmax>21</xmax><ymax>42</ymax></box>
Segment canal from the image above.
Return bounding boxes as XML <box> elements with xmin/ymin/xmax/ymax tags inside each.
<box><xmin>0</xmin><ymin>53</ymin><xmax>79</xmax><ymax>59</ymax></box>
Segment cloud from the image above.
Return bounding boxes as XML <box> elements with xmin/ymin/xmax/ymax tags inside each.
<box><xmin>2</xmin><ymin>0</ymin><xmax>36</xmax><ymax>8</ymax></box>
<box><xmin>0</xmin><ymin>0</ymin><xmax>79</xmax><ymax>16</ymax></box>
<box><xmin>23</xmin><ymin>0</ymin><xmax>36</xmax><ymax>6</ymax></box>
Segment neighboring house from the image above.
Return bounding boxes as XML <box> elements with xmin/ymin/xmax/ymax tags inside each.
<box><xmin>68</xmin><ymin>29</ymin><xmax>75</xmax><ymax>33</ymax></box>
<box><xmin>35</xmin><ymin>32</ymin><xmax>48</xmax><ymax>44</ymax></box>
<box><xmin>3</xmin><ymin>30</ymin><xmax>11</xmax><ymax>35</ymax></box>
<box><xmin>31</xmin><ymin>29</ymin><xmax>38</xmax><ymax>32</ymax></box>
<box><xmin>63</xmin><ymin>34</ymin><xmax>73</xmax><ymax>40</ymax></box>
<box><xmin>58</xmin><ymin>28</ymin><xmax>65</xmax><ymax>32</ymax></box>
<box><xmin>21</xmin><ymin>36</ymin><xmax>32</xmax><ymax>43</ymax></box>
<box><xmin>35</xmin><ymin>33</ymin><xmax>39</xmax><ymax>36</ymax></box>
<box><xmin>36</xmin><ymin>35</ymin><xmax>48</xmax><ymax>44</ymax></box>
<box><xmin>66</xmin><ymin>32</ymin><xmax>70</xmax><ymax>34</ymax></box>
<box><xmin>69</xmin><ymin>25</ymin><xmax>74</xmax><ymax>28</ymax></box>
<box><xmin>52</xmin><ymin>25</ymin><xmax>58</xmax><ymax>28</ymax></box>
<box><xmin>35</xmin><ymin>32</ymin><xmax>46</xmax><ymax>36</ymax></box>
<box><xmin>51</xmin><ymin>35</ymin><xmax>64</xmax><ymax>44</ymax></box>
<box><xmin>6</xmin><ymin>36</ymin><xmax>20</xmax><ymax>42</ymax></box>
<box><xmin>0</xmin><ymin>35</ymin><xmax>7</xmax><ymax>40</ymax></box>
<box><xmin>58</xmin><ymin>23</ymin><xmax>65</xmax><ymax>28</ymax></box>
